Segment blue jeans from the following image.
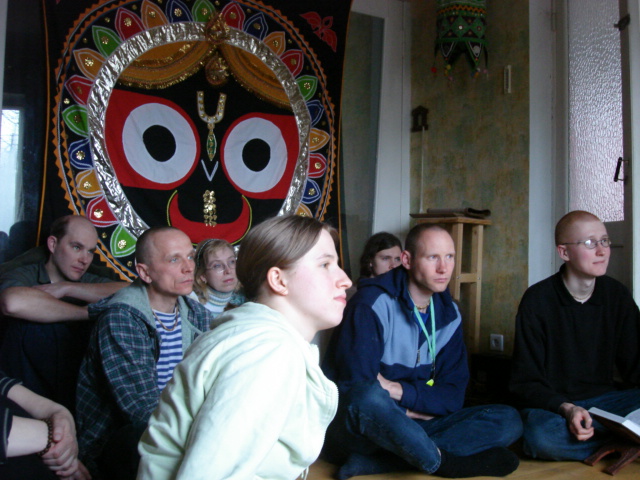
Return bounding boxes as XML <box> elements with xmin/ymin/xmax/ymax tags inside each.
<box><xmin>324</xmin><ymin>381</ymin><xmax>523</xmax><ymax>474</ymax></box>
<box><xmin>522</xmin><ymin>388</ymin><xmax>640</xmax><ymax>461</ymax></box>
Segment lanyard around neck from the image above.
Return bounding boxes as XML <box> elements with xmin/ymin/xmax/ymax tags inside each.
<box><xmin>412</xmin><ymin>300</ymin><xmax>436</xmax><ymax>386</ymax></box>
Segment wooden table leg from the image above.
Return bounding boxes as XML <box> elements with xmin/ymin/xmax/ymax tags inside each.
<box><xmin>468</xmin><ymin>225</ymin><xmax>483</xmax><ymax>353</ymax></box>
<box><xmin>450</xmin><ymin>222</ymin><xmax>463</xmax><ymax>300</ymax></box>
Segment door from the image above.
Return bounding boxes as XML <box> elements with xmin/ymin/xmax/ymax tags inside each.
<box><xmin>612</xmin><ymin>0</ymin><xmax>638</xmax><ymax>290</ymax></box>
<box><xmin>608</xmin><ymin>0</ymin><xmax>639</xmax><ymax>290</ymax></box>
<box><xmin>620</xmin><ymin>0</ymin><xmax>640</xmax><ymax>297</ymax></box>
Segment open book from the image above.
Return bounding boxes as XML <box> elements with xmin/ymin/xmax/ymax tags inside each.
<box><xmin>589</xmin><ymin>407</ymin><xmax>640</xmax><ymax>444</ymax></box>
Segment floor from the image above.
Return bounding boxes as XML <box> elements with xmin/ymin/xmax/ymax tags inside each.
<box><xmin>307</xmin><ymin>456</ymin><xmax>640</xmax><ymax>480</ymax></box>
<box><xmin>307</xmin><ymin>357</ymin><xmax>640</xmax><ymax>479</ymax></box>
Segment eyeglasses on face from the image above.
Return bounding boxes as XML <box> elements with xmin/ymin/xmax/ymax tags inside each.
<box><xmin>561</xmin><ymin>237</ymin><xmax>611</xmax><ymax>249</ymax></box>
<box><xmin>206</xmin><ymin>259</ymin><xmax>237</xmax><ymax>273</ymax></box>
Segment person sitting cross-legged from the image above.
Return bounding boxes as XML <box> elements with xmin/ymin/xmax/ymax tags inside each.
<box><xmin>322</xmin><ymin>223</ymin><xmax>523</xmax><ymax>479</ymax></box>
<box><xmin>510</xmin><ymin>210</ymin><xmax>640</xmax><ymax>461</ymax></box>
<box><xmin>0</xmin><ymin>215</ymin><xmax>125</xmax><ymax>413</ymax></box>
<box><xmin>76</xmin><ymin>226</ymin><xmax>214</xmax><ymax>480</ymax></box>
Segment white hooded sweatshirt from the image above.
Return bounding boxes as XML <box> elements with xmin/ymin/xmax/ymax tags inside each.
<box><xmin>137</xmin><ymin>302</ymin><xmax>338</xmax><ymax>480</ymax></box>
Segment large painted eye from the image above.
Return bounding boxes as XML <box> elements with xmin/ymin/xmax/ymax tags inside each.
<box><xmin>221</xmin><ymin>113</ymin><xmax>299</xmax><ymax>199</ymax></box>
<box><xmin>105</xmin><ymin>89</ymin><xmax>200</xmax><ymax>190</ymax></box>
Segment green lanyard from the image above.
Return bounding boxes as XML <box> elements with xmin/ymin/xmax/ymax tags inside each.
<box><xmin>413</xmin><ymin>301</ymin><xmax>436</xmax><ymax>386</ymax></box>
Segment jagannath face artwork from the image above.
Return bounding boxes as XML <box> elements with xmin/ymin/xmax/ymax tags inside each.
<box><xmin>53</xmin><ymin>0</ymin><xmax>337</xmax><ymax>279</ymax></box>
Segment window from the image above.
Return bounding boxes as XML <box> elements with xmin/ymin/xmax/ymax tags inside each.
<box><xmin>567</xmin><ymin>0</ymin><xmax>623</xmax><ymax>221</ymax></box>
<box><xmin>0</xmin><ymin>108</ymin><xmax>22</xmax><ymax>232</ymax></box>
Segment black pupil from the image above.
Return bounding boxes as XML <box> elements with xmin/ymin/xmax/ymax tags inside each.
<box><xmin>242</xmin><ymin>139</ymin><xmax>271</xmax><ymax>172</ymax></box>
<box><xmin>143</xmin><ymin>125</ymin><xmax>176</xmax><ymax>162</ymax></box>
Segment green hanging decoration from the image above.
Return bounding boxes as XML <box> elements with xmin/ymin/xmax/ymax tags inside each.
<box><xmin>433</xmin><ymin>0</ymin><xmax>488</xmax><ymax>79</ymax></box>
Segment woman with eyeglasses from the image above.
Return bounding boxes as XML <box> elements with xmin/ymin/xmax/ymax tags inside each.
<box><xmin>190</xmin><ymin>239</ymin><xmax>245</xmax><ymax>320</ymax></box>
<box><xmin>137</xmin><ymin>215</ymin><xmax>352</xmax><ymax>479</ymax></box>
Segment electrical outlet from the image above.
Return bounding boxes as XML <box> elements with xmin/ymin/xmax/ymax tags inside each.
<box><xmin>490</xmin><ymin>334</ymin><xmax>504</xmax><ymax>352</ymax></box>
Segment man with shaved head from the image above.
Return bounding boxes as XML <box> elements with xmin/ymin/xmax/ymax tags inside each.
<box><xmin>0</xmin><ymin>215</ymin><xmax>124</xmax><ymax>411</ymax></box>
<box><xmin>76</xmin><ymin>226</ymin><xmax>214</xmax><ymax>480</ymax></box>
<box><xmin>510</xmin><ymin>210</ymin><xmax>640</xmax><ymax>461</ymax></box>
<box><xmin>323</xmin><ymin>223</ymin><xmax>522</xmax><ymax>478</ymax></box>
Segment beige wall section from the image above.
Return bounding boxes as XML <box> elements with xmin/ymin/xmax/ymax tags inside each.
<box><xmin>410</xmin><ymin>1</ymin><xmax>530</xmax><ymax>355</ymax></box>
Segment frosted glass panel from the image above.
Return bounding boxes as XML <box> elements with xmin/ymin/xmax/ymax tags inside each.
<box><xmin>567</xmin><ymin>0</ymin><xmax>623</xmax><ymax>222</ymax></box>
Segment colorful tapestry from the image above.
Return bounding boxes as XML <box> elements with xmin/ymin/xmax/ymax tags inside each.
<box><xmin>42</xmin><ymin>0</ymin><xmax>352</xmax><ymax>279</ymax></box>
<box><xmin>434</xmin><ymin>0</ymin><xmax>487</xmax><ymax>77</ymax></box>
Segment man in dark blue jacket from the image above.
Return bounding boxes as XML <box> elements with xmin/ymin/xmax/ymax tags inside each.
<box><xmin>323</xmin><ymin>223</ymin><xmax>523</xmax><ymax>479</ymax></box>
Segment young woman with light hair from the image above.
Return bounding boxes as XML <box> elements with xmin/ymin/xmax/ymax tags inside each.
<box><xmin>190</xmin><ymin>238</ymin><xmax>244</xmax><ymax>319</ymax></box>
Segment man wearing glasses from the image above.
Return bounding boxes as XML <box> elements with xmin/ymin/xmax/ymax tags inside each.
<box><xmin>510</xmin><ymin>210</ymin><xmax>640</xmax><ymax>461</ymax></box>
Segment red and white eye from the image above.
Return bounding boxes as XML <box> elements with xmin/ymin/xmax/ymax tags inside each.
<box><xmin>105</xmin><ymin>89</ymin><xmax>200</xmax><ymax>190</ymax></box>
<box><xmin>221</xmin><ymin>113</ymin><xmax>298</xmax><ymax>199</ymax></box>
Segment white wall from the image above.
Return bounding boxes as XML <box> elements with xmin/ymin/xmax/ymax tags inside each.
<box><xmin>628</xmin><ymin>0</ymin><xmax>640</xmax><ymax>297</ymax></box>
<box><xmin>0</xmin><ymin>0</ymin><xmax>7</xmax><ymax>115</ymax></box>
<box><xmin>352</xmin><ymin>0</ymin><xmax>412</xmax><ymax>241</ymax></box>
<box><xmin>528</xmin><ymin>0</ymin><xmax>560</xmax><ymax>285</ymax></box>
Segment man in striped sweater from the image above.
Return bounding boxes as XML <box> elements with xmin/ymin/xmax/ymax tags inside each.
<box><xmin>76</xmin><ymin>227</ymin><xmax>213</xmax><ymax>480</ymax></box>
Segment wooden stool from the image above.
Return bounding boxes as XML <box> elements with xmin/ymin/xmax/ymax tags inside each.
<box><xmin>584</xmin><ymin>441</ymin><xmax>640</xmax><ymax>475</ymax></box>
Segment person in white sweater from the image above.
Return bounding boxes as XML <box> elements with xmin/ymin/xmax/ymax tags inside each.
<box><xmin>137</xmin><ymin>215</ymin><xmax>352</xmax><ymax>480</ymax></box>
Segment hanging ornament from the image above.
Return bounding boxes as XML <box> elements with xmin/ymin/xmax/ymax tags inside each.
<box><xmin>197</xmin><ymin>91</ymin><xmax>227</xmax><ymax>162</ymax></box>
<box><xmin>433</xmin><ymin>0</ymin><xmax>488</xmax><ymax>78</ymax></box>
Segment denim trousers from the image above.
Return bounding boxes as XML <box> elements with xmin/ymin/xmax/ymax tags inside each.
<box><xmin>521</xmin><ymin>388</ymin><xmax>640</xmax><ymax>461</ymax></box>
<box><xmin>324</xmin><ymin>381</ymin><xmax>523</xmax><ymax>474</ymax></box>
